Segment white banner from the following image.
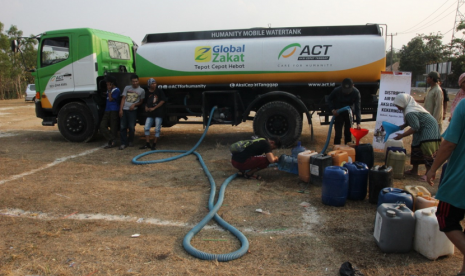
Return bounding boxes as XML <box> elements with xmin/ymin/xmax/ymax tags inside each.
<box><xmin>373</xmin><ymin>71</ymin><xmax>412</xmax><ymax>151</ymax></box>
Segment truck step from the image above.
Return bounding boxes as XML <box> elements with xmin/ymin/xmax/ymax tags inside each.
<box><xmin>42</xmin><ymin>118</ymin><xmax>57</xmax><ymax>126</ymax></box>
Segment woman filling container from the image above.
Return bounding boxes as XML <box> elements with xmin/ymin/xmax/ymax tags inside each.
<box><xmin>393</xmin><ymin>94</ymin><xmax>441</xmax><ymax>182</ymax></box>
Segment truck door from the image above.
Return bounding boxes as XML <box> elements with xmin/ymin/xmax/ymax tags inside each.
<box><xmin>37</xmin><ymin>35</ymin><xmax>75</xmax><ymax>109</ymax></box>
<box><xmin>73</xmin><ymin>35</ymin><xmax>98</xmax><ymax>92</ymax></box>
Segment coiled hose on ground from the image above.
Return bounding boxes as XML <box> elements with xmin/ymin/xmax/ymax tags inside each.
<box><xmin>132</xmin><ymin>106</ymin><xmax>249</xmax><ymax>261</ymax></box>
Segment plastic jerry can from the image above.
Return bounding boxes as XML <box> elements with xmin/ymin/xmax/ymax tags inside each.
<box><xmin>414</xmin><ymin>207</ymin><xmax>454</xmax><ymax>260</ymax></box>
<box><xmin>291</xmin><ymin>141</ymin><xmax>306</xmax><ymax>158</ymax></box>
<box><xmin>384</xmin><ymin>139</ymin><xmax>404</xmax><ymax>152</ymax></box>
<box><xmin>333</xmin><ymin>145</ymin><xmax>356</xmax><ymax>163</ymax></box>
<box><xmin>327</xmin><ymin>150</ymin><xmax>349</xmax><ymax>166</ymax></box>
<box><xmin>404</xmin><ymin>185</ymin><xmax>432</xmax><ymax>211</ymax></box>
<box><xmin>368</xmin><ymin>165</ymin><xmax>393</xmax><ymax>204</ymax></box>
<box><xmin>377</xmin><ymin>188</ymin><xmax>414</xmax><ymax>211</ymax></box>
<box><xmin>346</xmin><ymin>142</ymin><xmax>356</xmax><ymax>148</ymax></box>
<box><xmin>384</xmin><ymin>146</ymin><xmax>406</xmax><ymax>163</ymax></box>
<box><xmin>343</xmin><ymin>162</ymin><xmax>369</xmax><ymax>200</ymax></box>
<box><xmin>310</xmin><ymin>154</ymin><xmax>333</xmax><ymax>186</ymax></box>
<box><xmin>386</xmin><ymin>150</ymin><xmax>406</xmax><ymax>179</ymax></box>
<box><xmin>404</xmin><ymin>185</ymin><xmax>431</xmax><ymax>197</ymax></box>
<box><xmin>322</xmin><ymin>166</ymin><xmax>349</xmax><ymax>207</ymax></box>
<box><xmin>297</xmin><ymin>150</ymin><xmax>317</xmax><ymax>182</ymax></box>
<box><xmin>416</xmin><ymin>195</ymin><xmax>439</xmax><ymax>210</ymax></box>
<box><xmin>374</xmin><ymin>203</ymin><xmax>415</xmax><ymax>253</ymax></box>
<box><xmin>277</xmin><ymin>154</ymin><xmax>299</xmax><ymax>175</ymax></box>
<box><xmin>332</xmin><ymin>144</ymin><xmax>343</xmax><ymax>150</ymax></box>
<box><xmin>354</xmin><ymin>144</ymin><xmax>374</xmax><ymax>169</ymax></box>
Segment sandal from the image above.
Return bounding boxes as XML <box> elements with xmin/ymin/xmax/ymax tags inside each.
<box><xmin>244</xmin><ymin>173</ymin><xmax>262</xmax><ymax>180</ymax></box>
<box><xmin>418</xmin><ymin>175</ymin><xmax>427</xmax><ymax>182</ymax></box>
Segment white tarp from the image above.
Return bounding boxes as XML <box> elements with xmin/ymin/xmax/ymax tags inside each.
<box><xmin>426</xmin><ymin>62</ymin><xmax>451</xmax><ymax>75</ymax></box>
<box><xmin>373</xmin><ymin>71</ymin><xmax>412</xmax><ymax>151</ymax></box>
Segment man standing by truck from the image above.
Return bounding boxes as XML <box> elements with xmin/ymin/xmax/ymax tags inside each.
<box><xmin>119</xmin><ymin>75</ymin><xmax>145</xmax><ymax>150</ymax></box>
<box><xmin>140</xmin><ymin>78</ymin><xmax>166</xmax><ymax>150</ymax></box>
<box><xmin>417</xmin><ymin>71</ymin><xmax>443</xmax><ymax>133</ymax></box>
<box><xmin>100</xmin><ymin>76</ymin><xmax>120</xmax><ymax>149</ymax></box>
<box><xmin>327</xmin><ymin>78</ymin><xmax>361</xmax><ymax>145</ymax></box>
<box><xmin>424</xmin><ymin>71</ymin><xmax>443</xmax><ymax>133</ymax></box>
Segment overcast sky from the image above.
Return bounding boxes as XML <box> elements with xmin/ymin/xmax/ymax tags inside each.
<box><xmin>1</xmin><ymin>0</ymin><xmax>463</xmax><ymax>51</ymax></box>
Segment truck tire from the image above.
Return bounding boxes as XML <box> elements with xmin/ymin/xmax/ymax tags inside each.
<box><xmin>253</xmin><ymin>101</ymin><xmax>302</xmax><ymax>148</ymax></box>
<box><xmin>57</xmin><ymin>102</ymin><xmax>97</xmax><ymax>143</ymax></box>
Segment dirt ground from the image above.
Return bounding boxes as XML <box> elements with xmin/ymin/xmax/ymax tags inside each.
<box><xmin>0</xmin><ymin>93</ymin><xmax>463</xmax><ymax>276</ymax></box>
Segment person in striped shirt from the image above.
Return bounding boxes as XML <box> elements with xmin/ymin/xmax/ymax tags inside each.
<box><xmin>392</xmin><ymin>94</ymin><xmax>441</xmax><ymax>182</ymax></box>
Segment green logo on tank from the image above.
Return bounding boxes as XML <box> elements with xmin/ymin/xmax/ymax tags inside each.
<box><xmin>195</xmin><ymin>47</ymin><xmax>211</xmax><ymax>62</ymax></box>
<box><xmin>278</xmin><ymin>43</ymin><xmax>301</xmax><ymax>59</ymax></box>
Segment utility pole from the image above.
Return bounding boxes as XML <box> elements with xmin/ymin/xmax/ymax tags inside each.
<box><xmin>448</xmin><ymin>0</ymin><xmax>464</xmax><ymax>86</ymax></box>
<box><xmin>388</xmin><ymin>33</ymin><xmax>397</xmax><ymax>71</ymax></box>
<box><xmin>451</xmin><ymin>0</ymin><xmax>465</xmax><ymax>43</ymax></box>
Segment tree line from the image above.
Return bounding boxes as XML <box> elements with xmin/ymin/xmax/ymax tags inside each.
<box><xmin>0</xmin><ymin>22</ymin><xmax>36</xmax><ymax>100</ymax></box>
<box><xmin>387</xmin><ymin>23</ymin><xmax>465</xmax><ymax>87</ymax></box>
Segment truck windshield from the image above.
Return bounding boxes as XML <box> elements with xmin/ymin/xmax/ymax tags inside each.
<box><xmin>41</xmin><ymin>37</ymin><xmax>70</xmax><ymax>67</ymax></box>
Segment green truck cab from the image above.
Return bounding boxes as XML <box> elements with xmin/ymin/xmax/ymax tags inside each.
<box><xmin>30</xmin><ymin>28</ymin><xmax>136</xmax><ymax>142</ymax></box>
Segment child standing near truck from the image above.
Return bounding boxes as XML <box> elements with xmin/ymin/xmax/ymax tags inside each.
<box><xmin>140</xmin><ymin>78</ymin><xmax>166</xmax><ymax>150</ymax></box>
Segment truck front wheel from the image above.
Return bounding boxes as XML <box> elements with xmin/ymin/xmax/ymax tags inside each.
<box><xmin>57</xmin><ymin>102</ymin><xmax>97</xmax><ymax>142</ymax></box>
<box><xmin>253</xmin><ymin>101</ymin><xmax>302</xmax><ymax>148</ymax></box>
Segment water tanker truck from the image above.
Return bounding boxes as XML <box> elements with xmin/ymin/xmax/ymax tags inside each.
<box><xmin>12</xmin><ymin>24</ymin><xmax>386</xmax><ymax>147</ymax></box>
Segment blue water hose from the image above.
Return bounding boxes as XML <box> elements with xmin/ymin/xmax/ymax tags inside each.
<box><xmin>184</xmin><ymin>95</ymin><xmax>195</xmax><ymax>114</ymax></box>
<box><xmin>132</xmin><ymin>107</ymin><xmax>249</xmax><ymax>261</ymax></box>
<box><xmin>320</xmin><ymin>106</ymin><xmax>352</xmax><ymax>154</ymax></box>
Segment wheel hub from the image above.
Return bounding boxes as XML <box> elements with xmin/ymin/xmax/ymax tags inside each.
<box><xmin>266</xmin><ymin>115</ymin><xmax>288</xmax><ymax>135</ymax></box>
<box><xmin>66</xmin><ymin>114</ymin><xmax>84</xmax><ymax>133</ymax></box>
